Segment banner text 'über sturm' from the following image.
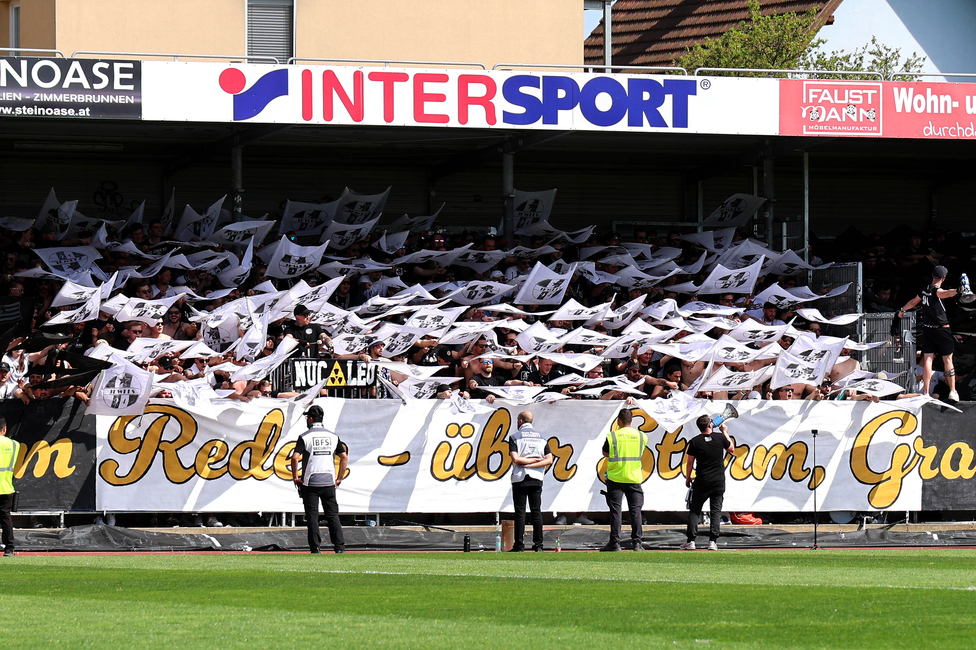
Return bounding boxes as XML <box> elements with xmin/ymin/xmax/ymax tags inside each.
<box><xmin>93</xmin><ymin>399</ymin><xmax>946</xmax><ymax>513</ymax></box>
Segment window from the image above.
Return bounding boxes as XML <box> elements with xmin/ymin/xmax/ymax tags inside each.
<box><xmin>10</xmin><ymin>1</ymin><xmax>21</xmax><ymax>54</ymax></box>
<box><xmin>247</xmin><ymin>0</ymin><xmax>294</xmax><ymax>63</ymax></box>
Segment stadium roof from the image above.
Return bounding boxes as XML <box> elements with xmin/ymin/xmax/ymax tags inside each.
<box><xmin>583</xmin><ymin>0</ymin><xmax>845</xmax><ymax>68</ymax></box>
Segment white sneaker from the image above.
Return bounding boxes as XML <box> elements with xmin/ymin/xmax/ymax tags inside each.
<box><xmin>708</xmin><ymin>541</ymin><xmax>719</xmax><ymax>551</ymax></box>
<box><xmin>554</xmin><ymin>515</ymin><xmax>567</xmax><ymax>525</ymax></box>
<box><xmin>948</xmin><ymin>391</ymin><xmax>960</xmax><ymax>403</ymax></box>
<box><xmin>574</xmin><ymin>515</ymin><xmax>595</xmax><ymax>525</ymax></box>
<box><xmin>106</xmin><ymin>514</ymin><xmax>116</xmax><ymax>526</ymax></box>
<box><xmin>94</xmin><ymin>515</ymin><xmax>104</xmax><ymax>526</ymax></box>
<box><xmin>680</xmin><ymin>541</ymin><xmax>696</xmax><ymax>550</ymax></box>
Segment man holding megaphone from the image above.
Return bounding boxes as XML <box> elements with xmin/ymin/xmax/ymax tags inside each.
<box><xmin>681</xmin><ymin>410</ymin><xmax>736</xmax><ymax>551</ymax></box>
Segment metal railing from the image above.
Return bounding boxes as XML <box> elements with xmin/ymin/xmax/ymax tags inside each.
<box><xmin>810</xmin><ymin>262</ymin><xmax>862</xmax><ymax>319</ymax></box>
<box><xmin>890</xmin><ymin>72</ymin><xmax>976</xmax><ymax>82</ymax></box>
<box><xmin>71</xmin><ymin>50</ymin><xmax>280</xmax><ymax>64</ymax></box>
<box><xmin>861</xmin><ymin>312</ymin><xmax>916</xmax><ymax>391</ymax></box>
<box><xmin>289</xmin><ymin>57</ymin><xmax>486</xmax><ymax>69</ymax></box>
<box><xmin>0</xmin><ymin>47</ymin><xmax>65</xmax><ymax>57</ymax></box>
<box><xmin>694</xmin><ymin>67</ymin><xmax>885</xmax><ymax>80</ymax></box>
<box><xmin>494</xmin><ymin>62</ymin><xmax>687</xmax><ymax>74</ymax></box>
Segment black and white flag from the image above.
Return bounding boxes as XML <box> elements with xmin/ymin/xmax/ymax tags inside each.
<box><xmin>443</xmin><ymin>281</ymin><xmax>514</xmax><ymax>306</ymax></box>
<box><xmin>266</xmin><ymin>236</ymin><xmax>329</xmax><ymax>278</ymax></box>
<box><xmin>208</xmin><ymin>220</ymin><xmax>274</xmax><ymax>248</ymax></box>
<box><xmin>279</xmin><ymin>199</ymin><xmax>339</xmax><ymax>236</ymax></box>
<box><xmin>513</xmin><ymin>261</ymin><xmax>573</xmax><ymax>306</ymax></box>
<box><xmin>509</xmin><ymin>188</ymin><xmax>557</xmax><ymax>232</ymax></box>
<box><xmin>697</xmin><ymin>256</ymin><xmax>765</xmax><ymax>295</ymax></box>
<box><xmin>35</xmin><ymin>246</ymin><xmax>101</xmax><ymax>276</ymax></box>
<box><xmin>175</xmin><ymin>195</ymin><xmax>225</xmax><ymax>242</ymax></box>
<box><xmin>87</xmin><ymin>355</ymin><xmax>153</xmax><ymax>417</ymax></box>
<box><xmin>702</xmin><ymin>194</ymin><xmax>766</xmax><ymax>228</ymax></box>
<box><xmin>386</xmin><ymin>204</ymin><xmax>443</xmax><ymax>233</ymax></box>
<box><xmin>770</xmin><ymin>350</ymin><xmax>830</xmax><ymax>389</ymax></box>
<box><xmin>322</xmin><ymin>217</ymin><xmax>378</xmax><ymax>249</ymax></box>
<box><xmin>335</xmin><ymin>186</ymin><xmax>391</xmax><ymax>225</ymax></box>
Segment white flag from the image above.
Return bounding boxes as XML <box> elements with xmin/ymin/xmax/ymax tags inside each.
<box><xmin>770</xmin><ymin>350</ymin><xmax>829</xmax><ymax>390</ymax></box>
<box><xmin>698</xmin><ymin>365</ymin><xmax>774</xmax><ymax>392</ymax></box>
<box><xmin>322</xmin><ymin>217</ymin><xmax>378</xmax><ymax>249</ymax></box>
<box><xmin>386</xmin><ymin>204</ymin><xmax>442</xmax><ymax>233</ymax></box>
<box><xmin>52</xmin><ymin>280</ymin><xmax>100</xmax><ymax>308</ymax></box>
<box><xmin>279</xmin><ymin>199</ymin><xmax>338</xmax><ymax>236</ymax></box>
<box><xmin>513</xmin><ymin>261</ymin><xmax>573</xmax><ymax>305</ymax></box>
<box><xmin>45</xmin><ymin>291</ymin><xmax>101</xmax><ymax>326</ymax></box>
<box><xmin>230</xmin><ymin>337</ymin><xmax>300</xmax><ymax>383</ymax></box>
<box><xmin>444</xmin><ymin>281</ymin><xmax>515</xmax><ymax>306</ymax></box>
<box><xmin>116</xmin><ymin>295</ymin><xmax>181</xmax><ymax>325</ymax></box>
<box><xmin>208</xmin><ymin>220</ymin><xmax>274</xmax><ymax>248</ymax></box>
<box><xmin>702</xmin><ymin>194</ymin><xmax>766</xmax><ymax>228</ymax></box>
<box><xmin>266</xmin><ymin>236</ymin><xmax>328</xmax><ymax>278</ymax></box>
<box><xmin>34</xmin><ymin>246</ymin><xmax>102</xmax><ymax>276</ymax></box>
<box><xmin>175</xmin><ymin>195</ymin><xmax>225</xmax><ymax>241</ymax></box>
<box><xmin>509</xmin><ymin>188</ymin><xmax>557</xmax><ymax>231</ymax></box>
<box><xmin>697</xmin><ymin>256</ymin><xmax>765</xmax><ymax>296</ymax></box>
<box><xmin>335</xmin><ymin>186</ymin><xmax>391</xmax><ymax>225</ymax></box>
<box><xmin>87</xmin><ymin>356</ymin><xmax>153</xmax><ymax>417</ymax></box>
<box><xmin>635</xmin><ymin>392</ymin><xmax>706</xmax><ymax>432</ymax></box>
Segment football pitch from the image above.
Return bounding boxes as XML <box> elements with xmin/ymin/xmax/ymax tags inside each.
<box><xmin>2</xmin><ymin>549</ymin><xmax>975</xmax><ymax>648</ymax></box>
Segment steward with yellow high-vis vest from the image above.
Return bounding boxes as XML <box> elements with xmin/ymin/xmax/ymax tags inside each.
<box><xmin>600</xmin><ymin>408</ymin><xmax>648</xmax><ymax>552</ymax></box>
<box><xmin>0</xmin><ymin>416</ymin><xmax>19</xmax><ymax>557</ymax></box>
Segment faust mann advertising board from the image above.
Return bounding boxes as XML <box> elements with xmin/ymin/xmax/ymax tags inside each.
<box><xmin>89</xmin><ymin>397</ymin><xmax>976</xmax><ymax>514</ymax></box>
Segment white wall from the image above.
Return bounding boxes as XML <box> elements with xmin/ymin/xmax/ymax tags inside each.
<box><xmin>816</xmin><ymin>0</ymin><xmax>976</xmax><ymax>81</ymax></box>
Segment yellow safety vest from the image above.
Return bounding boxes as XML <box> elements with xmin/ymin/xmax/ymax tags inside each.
<box><xmin>0</xmin><ymin>436</ymin><xmax>19</xmax><ymax>495</ymax></box>
<box><xmin>606</xmin><ymin>426</ymin><xmax>647</xmax><ymax>484</ymax></box>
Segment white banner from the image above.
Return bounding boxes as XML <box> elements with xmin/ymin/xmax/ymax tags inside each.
<box><xmin>141</xmin><ymin>63</ymin><xmax>782</xmax><ymax>135</ymax></box>
<box><xmin>95</xmin><ymin>399</ymin><xmax>923</xmax><ymax>513</ymax></box>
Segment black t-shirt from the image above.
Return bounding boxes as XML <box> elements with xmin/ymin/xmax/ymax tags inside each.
<box><xmin>919</xmin><ymin>284</ymin><xmax>949</xmax><ymax>327</ymax></box>
<box><xmin>687</xmin><ymin>432</ymin><xmax>729</xmax><ymax>487</ymax></box>
<box><xmin>469</xmin><ymin>372</ymin><xmax>505</xmax><ymax>398</ymax></box>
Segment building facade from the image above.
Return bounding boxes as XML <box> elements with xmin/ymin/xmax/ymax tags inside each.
<box><xmin>1</xmin><ymin>0</ymin><xmax>583</xmax><ymax>68</ymax></box>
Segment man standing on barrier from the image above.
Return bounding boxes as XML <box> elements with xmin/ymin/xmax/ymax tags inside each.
<box><xmin>0</xmin><ymin>417</ymin><xmax>19</xmax><ymax>557</ymax></box>
<box><xmin>897</xmin><ymin>265</ymin><xmax>961</xmax><ymax>402</ymax></box>
<box><xmin>291</xmin><ymin>405</ymin><xmax>347</xmax><ymax>554</ymax></box>
<box><xmin>682</xmin><ymin>415</ymin><xmax>735</xmax><ymax>551</ymax></box>
<box><xmin>601</xmin><ymin>408</ymin><xmax>648</xmax><ymax>552</ymax></box>
<box><xmin>508</xmin><ymin>411</ymin><xmax>554</xmax><ymax>552</ymax></box>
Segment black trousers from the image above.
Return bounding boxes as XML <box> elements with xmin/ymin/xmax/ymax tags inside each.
<box><xmin>605</xmin><ymin>480</ymin><xmax>643</xmax><ymax>546</ymax></box>
<box><xmin>512</xmin><ymin>482</ymin><xmax>544</xmax><ymax>551</ymax></box>
<box><xmin>687</xmin><ymin>481</ymin><xmax>724</xmax><ymax>542</ymax></box>
<box><xmin>301</xmin><ymin>485</ymin><xmax>345</xmax><ymax>552</ymax></box>
<box><xmin>0</xmin><ymin>493</ymin><xmax>13</xmax><ymax>552</ymax></box>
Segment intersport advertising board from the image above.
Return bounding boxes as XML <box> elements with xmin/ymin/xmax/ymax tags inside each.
<box><xmin>140</xmin><ymin>61</ymin><xmax>780</xmax><ymax>135</ymax></box>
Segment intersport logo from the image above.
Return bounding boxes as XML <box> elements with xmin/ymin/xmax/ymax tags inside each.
<box><xmin>794</xmin><ymin>81</ymin><xmax>882</xmax><ymax>136</ymax></box>
<box><xmin>218</xmin><ymin>68</ymin><xmax>288</xmax><ymax>121</ymax></box>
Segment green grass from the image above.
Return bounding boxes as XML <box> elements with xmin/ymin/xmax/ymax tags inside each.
<box><xmin>2</xmin><ymin>550</ymin><xmax>975</xmax><ymax>648</ymax></box>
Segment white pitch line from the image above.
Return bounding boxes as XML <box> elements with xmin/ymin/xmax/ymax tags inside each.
<box><xmin>270</xmin><ymin>568</ymin><xmax>976</xmax><ymax>591</ymax></box>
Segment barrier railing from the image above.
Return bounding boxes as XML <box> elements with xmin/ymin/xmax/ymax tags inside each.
<box><xmin>0</xmin><ymin>47</ymin><xmax>65</xmax><ymax>57</ymax></box>
<box><xmin>861</xmin><ymin>312</ymin><xmax>916</xmax><ymax>392</ymax></box>
<box><xmin>71</xmin><ymin>50</ymin><xmax>280</xmax><ymax>63</ymax></box>
<box><xmin>494</xmin><ymin>62</ymin><xmax>687</xmax><ymax>74</ymax></box>
<box><xmin>270</xmin><ymin>358</ymin><xmax>378</xmax><ymax>398</ymax></box>
<box><xmin>288</xmin><ymin>57</ymin><xmax>486</xmax><ymax>69</ymax></box>
<box><xmin>694</xmin><ymin>67</ymin><xmax>885</xmax><ymax>79</ymax></box>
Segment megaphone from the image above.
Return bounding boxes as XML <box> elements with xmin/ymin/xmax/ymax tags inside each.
<box><xmin>960</xmin><ymin>273</ymin><xmax>976</xmax><ymax>304</ymax></box>
<box><xmin>712</xmin><ymin>403</ymin><xmax>739</xmax><ymax>427</ymax></box>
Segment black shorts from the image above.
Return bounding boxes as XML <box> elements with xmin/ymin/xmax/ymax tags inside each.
<box><xmin>921</xmin><ymin>327</ymin><xmax>954</xmax><ymax>357</ymax></box>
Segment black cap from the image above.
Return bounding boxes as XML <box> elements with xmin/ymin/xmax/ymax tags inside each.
<box><xmin>293</xmin><ymin>304</ymin><xmax>311</xmax><ymax>317</ymax></box>
<box><xmin>933</xmin><ymin>265</ymin><xmax>948</xmax><ymax>279</ymax></box>
<box><xmin>304</xmin><ymin>405</ymin><xmax>324</xmax><ymax>421</ymax></box>
<box><xmin>0</xmin><ymin>363</ymin><xmax>10</xmax><ymax>372</ymax></box>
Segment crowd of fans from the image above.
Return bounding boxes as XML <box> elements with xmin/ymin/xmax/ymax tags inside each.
<box><xmin>2</xmin><ymin>199</ymin><xmax>971</xmax><ymax>529</ymax></box>
<box><xmin>0</xmin><ymin>210</ymin><xmax>969</xmax><ymax>413</ymax></box>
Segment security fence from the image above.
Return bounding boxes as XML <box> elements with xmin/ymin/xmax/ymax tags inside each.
<box><xmin>861</xmin><ymin>311</ymin><xmax>917</xmax><ymax>392</ymax></box>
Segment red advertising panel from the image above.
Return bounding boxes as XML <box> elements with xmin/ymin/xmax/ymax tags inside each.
<box><xmin>780</xmin><ymin>79</ymin><xmax>976</xmax><ymax>140</ymax></box>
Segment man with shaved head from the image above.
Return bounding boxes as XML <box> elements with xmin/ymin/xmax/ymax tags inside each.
<box><xmin>508</xmin><ymin>411</ymin><xmax>554</xmax><ymax>552</ymax></box>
